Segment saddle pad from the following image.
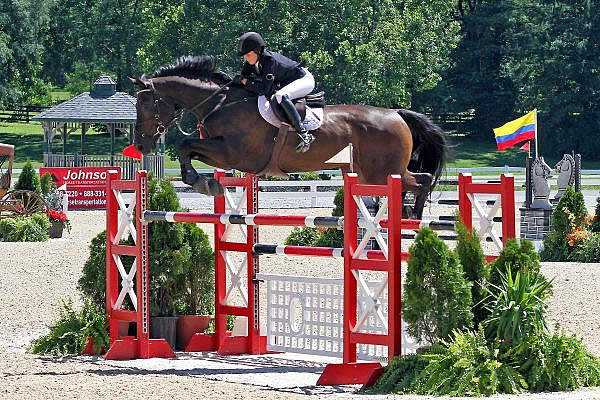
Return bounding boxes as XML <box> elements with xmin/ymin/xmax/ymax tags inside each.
<box><xmin>257</xmin><ymin>95</ymin><xmax>324</xmax><ymax>131</ymax></box>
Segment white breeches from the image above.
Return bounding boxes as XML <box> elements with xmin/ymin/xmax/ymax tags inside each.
<box><xmin>274</xmin><ymin>68</ymin><xmax>315</xmax><ymax>103</ymax></box>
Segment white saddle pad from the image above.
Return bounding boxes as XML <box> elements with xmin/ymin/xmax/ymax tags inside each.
<box><xmin>257</xmin><ymin>95</ymin><xmax>324</xmax><ymax>131</ymax></box>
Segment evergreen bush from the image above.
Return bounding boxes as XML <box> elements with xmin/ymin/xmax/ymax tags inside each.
<box><xmin>39</xmin><ymin>172</ymin><xmax>53</xmax><ymax>195</ymax></box>
<box><xmin>591</xmin><ymin>197</ymin><xmax>600</xmax><ymax>233</ymax></box>
<box><xmin>332</xmin><ymin>187</ymin><xmax>344</xmax><ymax>217</ymax></box>
<box><xmin>489</xmin><ymin>239</ymin><xmax>540</xmax><ymax>289</ymax></box>
<box><xmin>455</xmin><ymin>217</ymin><xmax>489</xmax><ymax>328</ymax></box>
<box><xmin>14</xmin><ymin>160</ymin><xmax>40</xmax><ymax>193</ymax></box>
<box><xmin>403</xmin><ymin>227</ymin><xmax>473</xmax><ymax>344</ymax></box>
<box><xmin>284</xmin><ymin>226</ymin><xmax>319</xmax><ymax>246</ymax></box>
<box><xmin>313</xmin><ymin>227</ymin><xmax>344</xmax><ymax>248</ymax></box>
<box><xmin>179</xmin><ymin>223</ymin><xmax>214</xmax><ymax>315</ymax></box>
<box><xmin>78</xmin><ymin>177</ymin><xmax>214</xmax><ymax>318</ymax></box>
<box><xmin>540</xmin><ymin>187</ymin><xmax>588</xmax><ymax>261</ymax></box>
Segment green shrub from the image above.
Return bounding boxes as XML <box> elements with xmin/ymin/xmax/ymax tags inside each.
<box><xmin>572</xmin><ymin>232</ymin><xmax>600</xmax><ymax>262</ymax></box>
<box><xmin>403</xmin><ymin>228</ymin><xmax>473</xmax><ymax>344</ymax></box>
<box><xmin>0</xmin><ymin>215</ymin><xmax>50</xmax><ymax>242</ymax></box>
<box><xmin>414</xmin><ymin>328</ymin><xmax>527</xmax><ymax>396</ymax></box>
<box><xmin>455</xmin><ymin>217</ymin><xmax>489</xmax><ymax>328</ymax></box>
<box><xmin>284</xmin><ymin>226</ymin><xmax>319</xmax><ymax>246</ymax></box>
<box><xmin>332</xmin><ymin>187</ymin><xmax>344</xmax><ymax>217</ymax></box>
<box><xmin>590</xmin><ymin>197</ymin><xmax>600</xmax><ymax>233</ymax></box>
<box><xmin>39</xmin><ymin>172</ymin><xmax>54</xmax><ymax>195</ymax></box>
<box><xmin>77</xmin><ymin>231</ymin><xmax>118</xmax><ymax>309</ymax></box>
<box><xmin>313</xmin><ymin>228</ymin><xmax>344</xmax><ymax>248</ymax></box>
<box><xmin>27</xmin><ymin>299</ymin><xmax>109</xmax><ymax>356</ymax></box>
<box><xmin>78</xmin><ymin>177</ymin><xmax>214</xmax><ymax>318</ymax></box>
<box><xmin>515</xmin><ymin>330</ymin><xmax>600</xmax><ymax>392</ymax></box>
<box><xmin>300</xmin><ymin>171</ymin><xmax>319</xmax><ymax>180</ymax></box>
<box><xmin>179</xmin><ymin>223</ymin><xmax>214</xmax><ymax>315</ymax></box>
<box><xmin>367</xmin><ymin>354</ymin><xmax>427</xmax><ymax>394</ymax></box>
<box><xmin>483</xmin><ymin>265</ymin><xmax>552</xmax><ymax>346</ymax></box>
<box><xmin>489</xmin><ymin>239</ymin><xmax>540</xmax><ymax>289</ymax></box>
<box><xmin>541</xmin><ymin>187</ymin><xmax>588</xmax><ymax>261</ymax></box>
<box><xmin>14</xmin><ymin>160</ymin><xmax>40</xmax><ymax>193</ymax></box>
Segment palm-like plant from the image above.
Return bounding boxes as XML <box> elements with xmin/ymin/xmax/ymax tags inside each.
<box><xmin>483</xmin><ymin>266</ymin><xmax>553</xmax><ymax>346</ymax></box>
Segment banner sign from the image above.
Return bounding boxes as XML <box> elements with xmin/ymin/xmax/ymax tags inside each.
<box><xmin>39</xmin><ymin>167</ymin><xmax>122</xmax><ymax>209</ymax></box>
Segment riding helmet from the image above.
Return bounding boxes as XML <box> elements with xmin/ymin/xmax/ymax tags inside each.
<box><xmin>238</xmin><ymin>32</ymin><xmax>266</xmax><ymax>55</ymax></box>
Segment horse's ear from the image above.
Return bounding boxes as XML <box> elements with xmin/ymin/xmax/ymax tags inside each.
<box><xmin>129</xmin><ymin>76</ymin><xmax>149</xmax><ymax>89</ymax></box>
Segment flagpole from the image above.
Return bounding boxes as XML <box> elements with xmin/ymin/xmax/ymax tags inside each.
<box><xmin>534</xmin><ymin>108</ymin><xmax>538</xmax><ymax>158</ymax></box>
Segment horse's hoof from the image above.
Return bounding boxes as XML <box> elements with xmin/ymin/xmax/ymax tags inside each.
<box><xmin>208</xmin><ymin>179</ymin><xmax>225</xmax><ymax>196</ymax></box>
<box><xmin>181</xmin><ymin>167</ymin><xmax>200</xmax><ymax>186</ymax></box>
<box><xmin>192</xmin><ymin>180</ymin><xmax>211</xmax><ymax>195</ymax></box>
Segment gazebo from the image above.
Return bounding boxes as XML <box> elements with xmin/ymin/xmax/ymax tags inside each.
<box><xmin>32</xmin><ymin>76</ymin><xmax>164</xmax><ymax>179</ymax></box>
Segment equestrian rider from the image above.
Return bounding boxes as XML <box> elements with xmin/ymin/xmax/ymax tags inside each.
<box><xmin>234</xmin><ymin>32</ymin><xmax>315</xmax><ymax>153</ymax></box>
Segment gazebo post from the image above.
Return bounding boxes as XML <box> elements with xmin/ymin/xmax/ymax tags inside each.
<box><xmin>110</xmin><ymin>124</ymin><xmax>115</xmax><ymax>165</ymax></box>
<box><xmin>62</xmin><ymin>124</ymin><xmax>67</xmax><ymax>161</ymax></box>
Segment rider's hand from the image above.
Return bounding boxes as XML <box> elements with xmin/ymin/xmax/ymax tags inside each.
<box><xmin>232</xmin><ymin>75</ymin><xmax>245</xmax><ymax>86</ymax></box>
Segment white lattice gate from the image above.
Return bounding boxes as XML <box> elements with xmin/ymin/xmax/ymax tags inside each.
<box><xmin>256</xmin><ymin>273</ymin><xmax>420</xmax><ymax>361</ymax></box>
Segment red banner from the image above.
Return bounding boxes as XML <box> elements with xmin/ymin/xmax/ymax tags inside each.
<box><xmin>39</xmin><ymin>167</ymin><xmax>122</xmax><ymax>209</ymax></box>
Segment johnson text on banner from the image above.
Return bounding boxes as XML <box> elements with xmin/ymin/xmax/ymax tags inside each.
<box><xmin>493</xmin><ymin>110</ymin><xmax>536</xmax><ymax>151</ymax></box>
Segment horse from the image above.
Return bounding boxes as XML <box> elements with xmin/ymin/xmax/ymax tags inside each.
<box><xmin>131</xmin><ymin>56</ymin><xmax>450</xmax><ymax>219</ymax></box>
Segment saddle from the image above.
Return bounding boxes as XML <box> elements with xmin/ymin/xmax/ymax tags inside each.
<box><xmin>269</xmin><ymin>91</ymin><xmax>326</xmax><ymax>125</ymax></box>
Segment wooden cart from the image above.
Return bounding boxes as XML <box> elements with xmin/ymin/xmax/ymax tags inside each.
<box><xmin>0</xmin><ymin>143</ymin><xmax>48</xmax><ymax>218</ymax></box>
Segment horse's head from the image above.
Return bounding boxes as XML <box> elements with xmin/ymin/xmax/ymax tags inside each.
<box><xmin>130</xmin><ymin>56</ymin><xmax>233</xmax><ymax>155</ymax></box>
<box><xmin>130</xmin><ymin>77</ymin><xmax>176</xmax><ymax>155</ymax></box>
<box><xmin>533</xmin><ymin>156</ymin><xmax>552</xmax><ymax>178</ymax></box>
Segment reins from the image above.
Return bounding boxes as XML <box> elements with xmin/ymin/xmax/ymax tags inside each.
<box><xmin>137</xmin><ymin>78</ymin><xmax>233</xmax><ymax>137</ymax></box>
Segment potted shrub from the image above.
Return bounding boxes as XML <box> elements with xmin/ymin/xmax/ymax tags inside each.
<box><xmin>176</xmin><ymin>223</ymin><xmax>215</xmax><ymax>350</ymax></box>
<box><xmin>147</xmin><ymin>178</ymin><xmax>190</xmax><ymax>350</ymax></box>
<box><xmin>47</xmin><ymin>209</ymin><xmax>71</xmax><ymax>238</ymax></box>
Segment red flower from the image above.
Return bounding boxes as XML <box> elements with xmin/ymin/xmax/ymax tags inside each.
<box><xmin>48</xmin><ymin>210</ymin><xmax>67</xmax><ymax>222</ymax></box>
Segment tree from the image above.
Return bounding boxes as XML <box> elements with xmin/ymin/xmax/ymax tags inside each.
<box><xmin>0</xmin><ymin>0</ymin><xmax>53</xmax><ymax>104</ymax></box>
<box><xmin>504</xmin><ymin>0</ymin><xmax>600</xmax><ymax>158</ymax></box>
<box><xmin>416</xmin><ymin>0</ymin><xmax>518</xmax><ymax>137</ymax></box>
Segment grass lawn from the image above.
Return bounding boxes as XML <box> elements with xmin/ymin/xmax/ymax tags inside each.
<box><xmin>2</xmin><ymin>120</ymin><xmax>599</xmax><ymax>170</ymax></box>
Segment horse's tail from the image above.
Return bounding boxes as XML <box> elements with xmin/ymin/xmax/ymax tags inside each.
<box><xmin>396</xmin><ymin>109</ymin><xmax>451</xmax><ymax>192</ymax></box>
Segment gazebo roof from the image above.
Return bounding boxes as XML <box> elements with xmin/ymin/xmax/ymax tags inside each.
<box><xmin>33</xmin><ymin>76</ymin><xmax>137</xmax><ymax>124</ymax></box>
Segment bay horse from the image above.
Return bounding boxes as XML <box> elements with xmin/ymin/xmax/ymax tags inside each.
<box><xmin>131</xmin><ymin>56</ymin><xmax>450</xmax><ymax>218</ymax></box>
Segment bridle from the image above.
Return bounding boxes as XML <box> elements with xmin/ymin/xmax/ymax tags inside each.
<box><xmin>136</xmin><ymin>78</ymin><xmax>233</xmax><ymax>138</ymax></box>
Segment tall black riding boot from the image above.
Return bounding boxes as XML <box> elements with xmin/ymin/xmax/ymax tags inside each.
<box><xmin>280</xmin><ymin>95</ymin><xmax>315</xmax><ymax>153</ymax></box>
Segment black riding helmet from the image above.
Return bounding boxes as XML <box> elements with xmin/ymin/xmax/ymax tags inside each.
<box><xmin>238</xmin><ymin>32</ymin><xmax>266</xmax><ymax>56</ymax></box>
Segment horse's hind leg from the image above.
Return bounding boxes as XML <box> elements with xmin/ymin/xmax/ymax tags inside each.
<box><xmin>402</xmin><ymin>172</ymin><xmax>433</xmax><ymax>220</ymax></box>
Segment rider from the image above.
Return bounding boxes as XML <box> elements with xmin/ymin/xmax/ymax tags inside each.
<box><xmin>234</xmin><ymin>31</ymin><xmax>315</xmax><ymax>153</ymax></box>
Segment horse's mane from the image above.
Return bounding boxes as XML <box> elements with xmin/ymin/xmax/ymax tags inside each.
<box><xmin>150</xmin><ymin>55</ymin><xmax>231</xmax><ymax>84</ymax></box>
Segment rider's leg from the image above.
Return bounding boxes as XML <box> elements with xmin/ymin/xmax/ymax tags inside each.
<box><xmin>274</xmin><ymin>69</ymin><xmax>316</xmax><ymax>153</ymax></box>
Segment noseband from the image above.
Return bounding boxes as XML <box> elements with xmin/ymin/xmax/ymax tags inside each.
<box><xmin>136</xmin><ymin>78</ymin><xmax>232</xmax><ymax>138</ymax></box>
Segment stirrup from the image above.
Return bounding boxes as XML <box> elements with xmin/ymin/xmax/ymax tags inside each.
<box><xmin>295</xmin><ymin>131</ymin><xmax>314</xmax><ymax>153</ymax></box>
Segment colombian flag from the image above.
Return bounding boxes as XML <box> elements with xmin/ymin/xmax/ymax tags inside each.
<box><xmin>493</xmin><ymin>110</ymin><xmax>536</xmax><ymax>151</ymax></box>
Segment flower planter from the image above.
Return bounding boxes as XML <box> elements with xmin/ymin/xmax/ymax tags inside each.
<box><xmin>150</xmin><ymin>316</ymin><xmax>178</xmax><ymax>350</ymax></box>
<box><xmin>176</xmin><ymin>315</ymin><xmax>212</xmax><ymax>350</ymax></box>
<box><xmin>48</xmin><ymin>220</ymin><xmax>64</xmax><ymax>238</ymax></box>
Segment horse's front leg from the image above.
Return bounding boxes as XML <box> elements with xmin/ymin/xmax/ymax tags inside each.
<box><xmin>178</xmin><ymin>138</ymin><xmax>225</xmax><ymax>196</ymax></box>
